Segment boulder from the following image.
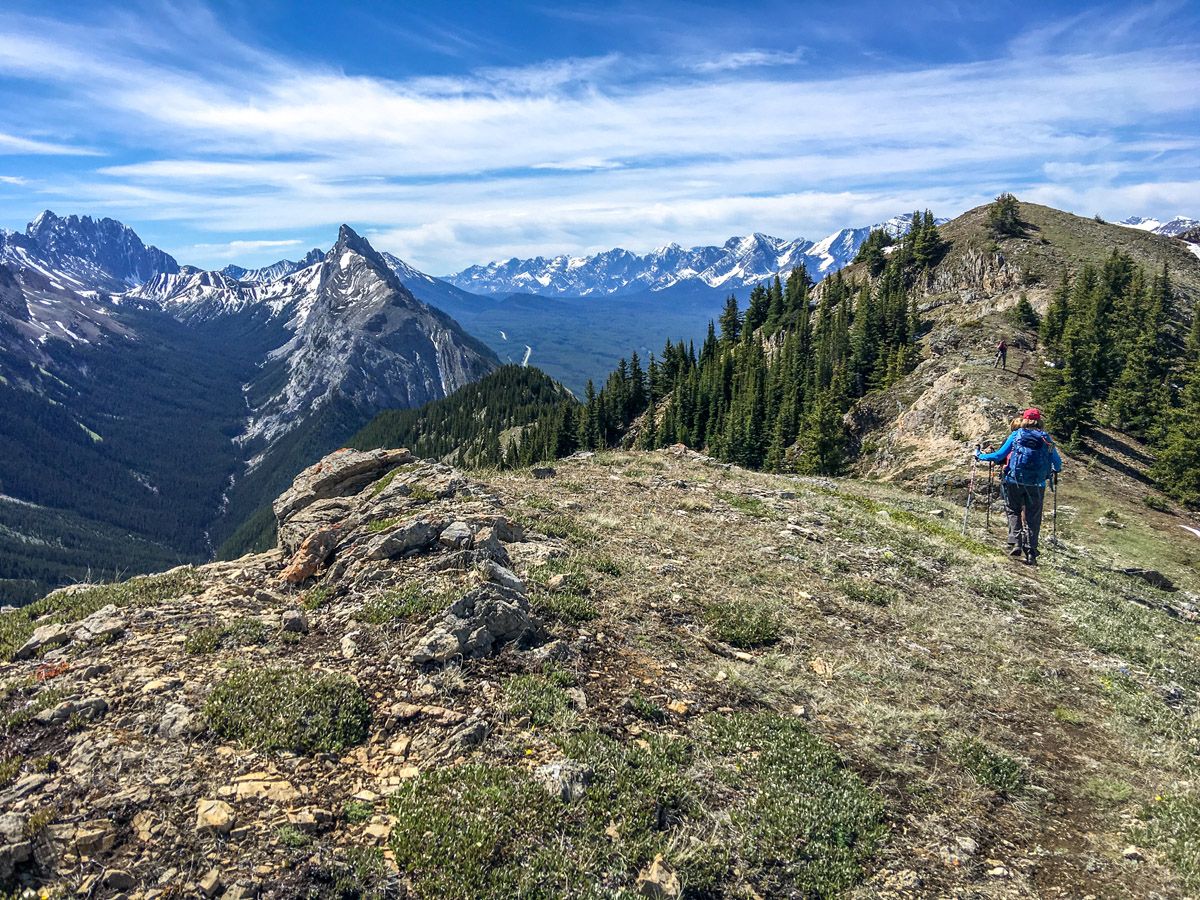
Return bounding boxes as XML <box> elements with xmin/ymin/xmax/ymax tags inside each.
<box><xmin>365</xmin><ymin>517</ymin><xmax>443</xmax><ymax>560</ymax></box>
<box><xmin>278</xmin><ymin>498</ymin><xmax>356</xmax><ymax>556</ymax></box>
<box><xmin>279</xmin><ymin>526</ymin><xmax>341</xmax><ymax>583</ymax></box>
<box><xmin>274</xmin><ymin>447</ymin><xmax>413</xmax><ymax>531</ymax></box>
<box><xmin>411</xmin><ymin>583</ymin><xmax>536</xmax><ymax>665</ymax></box>
<box><xmin>72</xmin><ymin>604</ymin><xmax>126</xmax><ymax>644</ymax></box>
<box><xmin>15</xmin><ymin>622</ymin><xmax>71</xmax><ymax>660</ymax></box>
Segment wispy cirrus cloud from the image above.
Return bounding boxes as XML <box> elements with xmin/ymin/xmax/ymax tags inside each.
<box><xmin>691</xmin><ymin>47</ymin><xmax>805</xmax><ymax>72</ymax></box>
<box><xmin>0</xmin><ymin>1</ymin><xmax>1195</xmax><ymax>271</ymax></box>
<box><xmin>187</xmin><ymin>238</ymin><xmax>304</xmax><ymax>254</ymax></box>
<box><xmin>0</xmin><ymin>131</ymin><xmax>99</xmax><ymax>156</ymax></box>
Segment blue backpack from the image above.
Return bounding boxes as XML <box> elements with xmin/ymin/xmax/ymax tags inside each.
<box><xmin>1008</xmin><ymin>429</ymin><xmax>1053</xmax><ymax>486</ymax></box>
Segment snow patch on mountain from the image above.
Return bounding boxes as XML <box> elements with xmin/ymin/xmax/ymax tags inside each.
<box><xmin>1119</xmin><ymin>215</ymin><xmax>1200</xmax><ymax>237</ymax></box>
<box><xmin>445</xmin><ymin>213</ymin><xmax>947</xmax><ymax>298</ymax></box>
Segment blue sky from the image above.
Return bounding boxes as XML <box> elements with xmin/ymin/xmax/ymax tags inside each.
<box><xmin>0</xmin><ymin>0</ymin><xmax>1197</xmax><ymax>272</ymax></box>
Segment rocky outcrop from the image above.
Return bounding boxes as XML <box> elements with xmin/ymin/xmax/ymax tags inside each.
<box><xmin>0</xmin><ymin>447</ymin><xmax>549</xmax><ymax>894</ymax></box>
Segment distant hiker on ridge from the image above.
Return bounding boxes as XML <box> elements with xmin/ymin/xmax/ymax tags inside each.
<box><xmin>993</xmin><ymin>340</ymin><xmax>1008</xmax><ymax>369</ymax></box>
<box><xmin>976</xmin><ymin>408</ymin><xmax>1062</xmax><ymax>566</ymax></box>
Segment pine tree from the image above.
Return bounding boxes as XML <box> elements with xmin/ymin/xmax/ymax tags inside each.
<box><xmin>795</xmin><ymin>388</ymin><xmax>846</xmax><ymax>475</ymax></box>
<box><xmin>1040</xmin><ymin>273</ymin><xmax>1071</xmax><ymax>351</ymax></box>
<box><xmin>1012</xmin><ymin>293</ymin><xmax>1040</xmax><ymax>329</ymax></box>
<box><xmin>719</xmin><ymin>295</ymin><xmax>741</xmax><ymax>343</ymax></box>
<box><xmin>1152</xmin><ymin>316</ymin><xmax>1200</xmax><ymax>505</ymax></box>
<box><xmin>988</xmin><ymin>193</ymin><xmax>1022</xmax><ymax>237</ymax></box>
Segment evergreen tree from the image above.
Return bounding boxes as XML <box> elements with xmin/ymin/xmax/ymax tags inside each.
<box><xmin>1040</xmin><ymin>273</ymin><xmax>1071</xmax><ymax>351</ymax></box>
<box><xmin>1152</xmin><ymin>317</ymin><xmax>1200</xmax><ymax>505</ymax></box>
<box><xmin>1012</xmin><ymin>293</ymin><xmax>1040</xmax><ymax>329</ymax></box>
<box><xmin>987</xmin><ymin>193</ymin><xmax>1022</xmax><ymax>236</ymax></box>
<box><xmin>719</xmin><ymin>295</ymin><xmax>741</xmax><ymax>343</ymax></box>
<box><xmin>795</xmin><ymin>388</ymin><xmax>846</xmax><ymax>475</ymax></box>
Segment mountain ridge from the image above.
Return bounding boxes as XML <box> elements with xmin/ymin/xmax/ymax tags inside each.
<box><xmin>443</xmin><ymin>214</ymin><xmax>948</xmax><ymax>298</ymax></box>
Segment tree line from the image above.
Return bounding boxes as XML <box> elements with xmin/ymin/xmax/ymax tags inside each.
<box><xmin>515</xmin><ymin>212</ymin><xmax>947</xmax><ymax>474</ymax></box>
<box><xmin>1032</xmin><ymin>252</ymin><xmax>1200</xmax><ymax>503</ymax></box>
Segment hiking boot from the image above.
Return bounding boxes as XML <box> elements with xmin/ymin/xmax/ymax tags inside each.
<box><xmin>1007</xmin><ymin>543</ymin><xmax>1023</xmax><ymax>557</ymax></box>
<box><xmin>1025</xmin><ymin>552</ymin><xmax>1039</xmax><ymax>567</ymax></box>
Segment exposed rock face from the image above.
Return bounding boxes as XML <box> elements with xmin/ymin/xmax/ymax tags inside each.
<box><xmin>11</xmin><ymin>209</ymin><xmax>179</xmax><ymax>291</ymax></box>
<box><xmin>0</xmin><ymin>447</ymin><xmax>551</xmax><ymax>894</ymax></box>
<box><xmin>410</xmin><ymin>579</ymin><xmax>536</xmax><ymax>665</ymax></box>
<box><xmin>273</xmin><ymin>448</ymin><xmax>412</xmax><ymax>549</ymax></box>
<box><xmin>239</xmin><ymin>225</ymin><xmax>498</xmax><ymax>448</ymax></box>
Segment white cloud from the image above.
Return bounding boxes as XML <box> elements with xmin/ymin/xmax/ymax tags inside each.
<box><xmin>0</xmin><ymin>175</ymin><xmax>27</xmax><ymax>185</ymax></box>
<box><xmin>691</xmin><ymin>47</ymin><xmax>805</xmax><ymax>73</ymax></box>
<box><xmin>0</xmin><ymin>5</ymin><xmax>1195</xmax><ymax>271</ymax></box>
<box><xmin>0</xmin><ymin>131</ymin><xmax>98</xmax><ymax>156</ymax></box>
<box><xmin>189</xmin><ymin>238</ymin><xmax>304</xmax><ymax>252</ymax></box>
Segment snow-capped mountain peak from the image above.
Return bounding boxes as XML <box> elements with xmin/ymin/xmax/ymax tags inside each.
<box><xmin>1</xmin><ymin>209</ymin><xmax>178</xmax><ymax>292</ymax></box>
<box><xmin>445</xmin><ymin>214</ymin><xmax>946</xmax><ymax>298</ymax></box>
<box><xmin>1119</xmin><ymin>215</ymin><xmax>1200</xmax><ymax>237</ymax></box>
<box><xmin>221</xmin><ymin>248</ymin><xmax>323</xmax><ymax>284</ymax></box>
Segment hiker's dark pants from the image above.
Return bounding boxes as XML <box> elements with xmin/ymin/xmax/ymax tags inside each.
<box><xmin>994</xmin><ymin>350</ymin><xmax>1007</xmax><ymax>368</ymax></box>
<box><xmin>1003</xmin><ymin>482</ymin><xmax>1044</xmax><ymax>555</ymax></box>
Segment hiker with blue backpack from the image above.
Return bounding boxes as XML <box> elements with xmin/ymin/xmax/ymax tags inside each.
<box><xmin>975</xmin><ymin>407</ymin><xmax>1062</xmax><ymax>566</ymax></box>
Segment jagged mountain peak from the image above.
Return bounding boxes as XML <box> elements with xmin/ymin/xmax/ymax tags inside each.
<box><xmin>5</xmin><ymin>208</ymin><xmax>178</xmax><ymax>292</ymax></box>
<box><xmin>445</xmin><ymin>217</ymin><xmax>942</xmax><ymax>298</ymax></box>
<box><xmin>1119</xmin><ymin>214</ymin><xmax>1200</xmax><ymax>237</ymax></box>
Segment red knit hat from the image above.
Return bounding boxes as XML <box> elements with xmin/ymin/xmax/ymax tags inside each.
<box><xmin>1023</xmin><ymin>407</ymin><xmax>1042</xmax><ymax>421</ymax></box>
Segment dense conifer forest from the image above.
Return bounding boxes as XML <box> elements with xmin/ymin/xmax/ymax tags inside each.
<box><xmin>516</xmin><ymin>212</ymin><xmax>947</xmax><ymax>475</ymax></box>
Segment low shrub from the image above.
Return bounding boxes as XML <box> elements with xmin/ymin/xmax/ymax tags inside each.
<box><xmin>204</xmin><ymin>666</ymin><xmax>370</xmax><ymax>754</ymax></box>
<box><xmin>952</xmin><ymin>736</ymin><xmax>1026</xmax><ymax>794</ymax></box>
<box><xmin>704</xmin><ymin>598</ymin><xmax>782</xmax><ymax>648</ymax></box>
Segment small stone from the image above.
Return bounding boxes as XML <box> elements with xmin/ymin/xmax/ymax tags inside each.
<box><xmin>439</xmin><ymin>522</ymin><xmax>474</xmax><ymax>550</ymax></box>
<box><xmin>281</xmin><ymin>609</ymin><xmax>309</xmax><ymax>634</ymax></box>
<box><xmin>635</xmin><ymin>854</ymin><xmax>681</xmax><ymax>898</ymax></box>
<box><xmin>198</xmin><ymin>867</ymin><xmax>223</xmax><ymax>898</ymax></box>
<box><xmin>158</xmin><ymin>703</ymin><xmax>194</xmax><ymax>740</ymax></box>
<box><xmin>233</xmin><ymin>778</ymin><xmax>298</xmax><ymax>803</ymax></box>
<box><xmin>666</xmin><ymin>700</ymin><xmax>689</xmax><ymax>715</ymax></box>
<box><xmin>143</xmin><ymin>677</ymin><xmax>182</xmax><ymax>694</ymax></box>
<box><xmin>74</xmin><ymin>823</ymin><xmax>118</xmax><ymax>855</ymax></box>
<box><xmin>1122</xmin><ymin>845</ymin><xmax>1144</xmax><ymax>862</ymax></box>
<box><xmin>956</xmin><ymin>836</ymin><xmax>978</xmax><ymax>856</ymax></box>
<box><xmin>531</xmin><ymin>467</ymin><xmax>556</xmax><ymax>479</ymax></box>
<box><xmin>286</xmin><ymin>808</ymin><xmax>332</xmax><ymax>833</ymax></box>
<box><xmin>987</xmin><ymin>866</ymin><xmax>1010</xmax><ymax>878</ymax></box>
<box><xmin>534</xmin><ymin>760</ymin><xmax>592</xmax><ymax>802</ymax></box>
<box><xmin>196</xmin><ymin>798</ymin><xmax>235</xmax><ymax>836</ymax></box>
<box><xmin>102</xmin><ymin>870</ymin><xmax>137</xmax><ymax>891</ymax></box>
<box><xmin>341</xmin><ymin>633</ymin><xmax>359</xmax><ymax>659</ymax></box>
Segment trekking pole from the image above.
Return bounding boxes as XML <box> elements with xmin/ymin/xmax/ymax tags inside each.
<box><xmin>962</xmin><ymin>445</ymin><xmax>979</xmax><ymax>535</ymax></box>
<box><xmin>1052</xmin><ymin>472</ymin><xmax>1058</xmax><ymax>552</ymax></box>
<box><xmin>986</xmin><ymin>461</ymin><xmax>994</xmax><ymax>530</ymax></box>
